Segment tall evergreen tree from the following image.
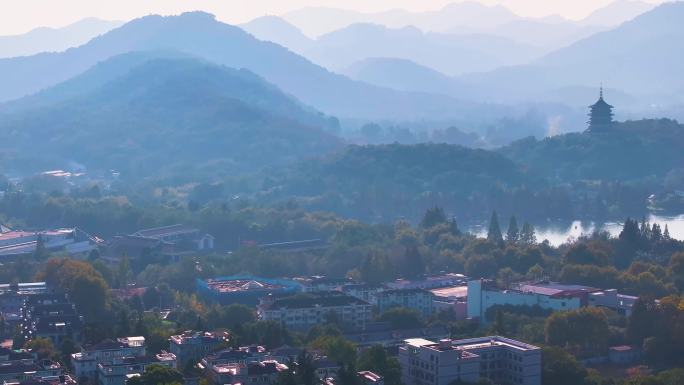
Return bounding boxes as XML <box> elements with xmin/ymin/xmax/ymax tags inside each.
<box><xmin>506</xmin><ymin>216</ymin><xmax>519</xmax><ymax>244</ymax></box>
<box><xmin>420</xmin><ymin>206</ymin><xmax>447</xmax><ymax>228</ymax></box>
<box><xmin>663</xmin><ymin>224</ymin><xmax>671</xmax><ymax>240</ymax></box>
<box><xmin>519</xmin><ymin>222</ymin><xmax>537</xmax><ymax>246</ymax></box>
<box><xmin>487</xmin><ymin>210</ymin><xmax>503</xmax><ymax>245</ymax></box>
<box><xmin>402</xmin><ymin>245</ymin><xmax>425</xmax><ymax>279</ymax></box>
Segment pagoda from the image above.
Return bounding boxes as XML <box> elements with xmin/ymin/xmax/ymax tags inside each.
<box><xmin>586</xmin><ymin>86</ymin><xmax>614</xmax><ymax>133</ymax></box>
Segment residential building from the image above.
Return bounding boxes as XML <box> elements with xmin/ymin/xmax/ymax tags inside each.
<box><xmin>258</xmin><ymin>292</ymin><xmax>372</xmax><ymax>330</ymax></box>
<box><xmin>20</xmin><ymin>294</ymin><xmax>84</xmax><ymax>345</ymax></box>
<box><xmin>0</xmin><ymin>227</ymin><xmax>100</xmax><ymax>260</ymax></box>
<box><xmin>341</xmin><ymin>284</ymin><xmax>386</xmax><ymax>305</ymax></box>
<box><xmin>467</xmin><ymin>279</ymin><xmax>637</xmax><ymax>321</ymax></box>
<box><xmin>71</xmin><ymin>336</ymin><xmax>146</xmax><ymax>381</ymax></box>
<box><xmin>430</xmin><ymin>286</ymin><xmax>468</xmax><ymax>319</ymax></box>
<box><xmin>97</xmin><ymin>352</ymin><xmax>176</xmax><ymax>385</ymax></box>
<box><xmin>376</xmin><ymin>289</ymin><xmax>434</xmax><ymax>318</ymax></box>
<box><xmin>0</xmin><ymin>359</ymin><xmax>62</xmax><ymax>384</ymax></box>
<box><xmin>588</xmin><ymin>289</ymin><xmax>638</xmax><ymax>316</ymax></box>
<box><xmin>105</xmin><ymin>224</ymin><xmax>214</xmax><ymax>263</ymax></box>
<box><xmin>197</xmin><ymin>276</ymin><xmax>301</xmax><ymax>306</ymax></box>
<box><xmin>399</xmin><ymin>336</ymin><xmax>541</xmax><ymax>385</ymax></box>
<box><xmin>344</xmin><ymin>324</ymin><xmax>450</xmax><ymax>349</ymax></box>
<box><xmin>169</xmin><ymin>331</ymin><xmax>226</xmax><ymax>367</ymax></box>
<box><xmin>387</xmin><ymin>273</ymin><xmax>466</xmax><ymax>290</ymax></box>
<box><xmin>2</xmin><ymin>373</ymin><xmax>77</xmax><ymax>385</ymax></box>
<box><xmin>294</xmin><ymin>276</ymin><xmax>350</xmax><ymax>292</ymax></box>
<box><xmin>204</xmin><ymin>360</ymin><xmax>288</xmax><ymax>385</ymax></box>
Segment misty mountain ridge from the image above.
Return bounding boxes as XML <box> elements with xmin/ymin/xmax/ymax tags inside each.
<box><xmin>0</xmin><ymin>55</ymin><xmax>342</xmax><ymax>175</ymax></box>
<box><xmin>0</xmin><ymin>11</ymin><xmax>500</xmax><ymax>122</ymax></box>
<box><xmin>0</xmin><ymin>18</ymin><xmax>122</xmax><ymax>58</ymax></box>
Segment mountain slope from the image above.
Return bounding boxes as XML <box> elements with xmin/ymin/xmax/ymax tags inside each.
<box><xmin>0</xmin><ymin>18</ymin><xmax>122</xmax><ymax>58</ymax></box>
<box><xmin>580</xmin><ymin>0</ymin><xmax>655</xmax><ymax>26</ymax></box>
<box><xmin>0</xmin><ymin>12</ymin><xmax>479</xmax><ymax>121</ymax></box>
<box><xmin>343</xmin><ymin>58</ymin><xmax>461</xmax><ymax>95</ymax></box>
<box><xmin>538</xmin><ymin>2</ymin><xmax>684</xmax><ymax>96</ymax></box>
<box><xmin>240</xmin><ymin>16</ymin><xmax>313</xmax><ymax>54</ymax></box>
<box><xmin>0</xmin><ymin>56</ymin><xmax>342</xmax><ymax>175</ymax></box>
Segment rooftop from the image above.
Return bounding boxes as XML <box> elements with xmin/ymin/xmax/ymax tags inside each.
<box><xmin>514</xmin><ymin>281</ymin><xmax>599</xmax><ymax>297</ymax></box>
<box><xmin>135</xmin><ymin>224</ymin><xmax>198</xmax><ymax>239</ymax></box>
<box><xmin>430</xmin><ymin>285</ymin><xmax>468</xmax><ymax>299</ymax></box>
<box><xmin>262</xmin><ymin>292</ymin><xmax>370</xmax><ymax>310</ymax></box>
<box><xmin>205</xmin><ymin>279</ymin><xmax>284</xmax><ymax>293</ymax></box>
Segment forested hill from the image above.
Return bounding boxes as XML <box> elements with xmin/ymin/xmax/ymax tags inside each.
<box><xmin>0</xmin><ymin>55</ymin><xmax>343</xmax><ymax>176</ymax></box>
<box><xmin>500</xmin><ymin>119</ymin><xmax>684</xmax><ymax>183</ymax></box>
<box><xmin>258</xmin><ymin>143</ymin><xmax>542</xmax><ymax>221</ymax></box>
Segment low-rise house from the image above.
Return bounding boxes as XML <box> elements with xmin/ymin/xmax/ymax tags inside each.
<box><xmin>258</xmin><ymin>292</ymin><xmax>372</xmax><ymax>331</ymax></box>
<box><xmin>399</xmin><ymin>336</ymin><xmax>541</xmax><ymax>385</ymax></box>
<box><xmin>71</xmin><ymin>336</ymin><xmax>146</xmax><ymax>381</ymax></box>
<box><xmin>2</xmin><ymin>373</ymin><xmax>77</xmax><ymax>385</ymax></box>
<box><xmin>169</xmin><ymin>331</ymin><xmax>226</xmax><ymax>368</ymax></box>
<box><xmin>588</xmin><ymin>290</ymin><xmax>638</xmax><ymax>316</ymax></box>
<box><xmin>377</xmin><ymin>289</ymin><xmax>434</xmax><ymax>318</ymax></box>
<box><xmin>97</xmin><ymin>352</ymin><xmax>176</xmax><ymax>385</ymax></box>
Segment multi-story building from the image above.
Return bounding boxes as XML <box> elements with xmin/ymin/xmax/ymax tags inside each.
<box><xmin>467</xmin><ymin>279</ymin><xmax>637</xmax><ymax>321</ymax></box>
<box><xmin>169</xmin><ymin>331</ymin><xmax>226</xmax><ymax>367</ymax></box>
<box><xmin>205</xmin><ymin>360</ymin><xmax>288</xmax><ymax>385</ymax></box>
<box><xmin>0</xmin><ymin>282</ymin><xmax>48</xmax><ymax>338</ymax></box>
<box><xmin>387</xmin><ymin>274</ymin><xmax>467</xmax><ymax>291</ymax></box>
<box><xmin>258</xmin><ymin>292</ymin><xmax>372</xmax><ymax>331</ymax></box>
<box><xmin>341</xmin><ymin>284</ymin><xmax>386</xmax><ymax>306</ymax></box>
<box><xmin>0</xmin><ymin>227</ymin><xmax>100</xmax><ymax>260</ymax></box>
<box><xmin>71</xmin><ymin>336</ymin><xmax>146</xmax><ymax>381</ymax></box>
<box><xmin>196</xmin><ymin>276</ymin><xmax>301</xmax><ymax>306</ymax></box>
<box><xmin>20</xmin><ymin>294</ymin><xmax>84</xmax><ymax>345</ymax></box>
<box><xmin>399</xmin><ymin>336</ymin><xmax>541</xmax><ymax>385</ymax></box>
<box><xmin>376</xmin><ymin>289</ymin><xmax>434</xmax><ymax>318</ymax></box>
<box><xmin>96</xmin><ymin>352</ymin><xmax>176</xmax><ymax>385</ymax></box>
<box><xmin>0</xmin><ymin>358</ymin><xmax>63</xmax><ymax>384</ymax></box>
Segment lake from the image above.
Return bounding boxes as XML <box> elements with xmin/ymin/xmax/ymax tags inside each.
<box><xmin>473</xmin><ymin>214</ymin><xmax>684</xmax><ymax>247</ymax></box>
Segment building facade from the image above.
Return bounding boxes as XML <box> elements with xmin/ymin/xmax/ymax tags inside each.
<box><xmin>71</xmin><ymin>336</ymin><xmax>146</xmax><ymax>381</ymax></box>
<box><xmin>399</xmin><ymin>336</ymin><xmax>541</xmax><ymax>385</ymax></box>
<box><xmin>169</xmin><ymin>331</ymin><xmax>226</xmax><ymax>367</ymax></box>
<box><xmin>377</xmin><ymin>289</ymin><xmax>434</xmax><ymax>318</ymax></box>
<box><xmin>258</xmin><ymin>292</ymin><xmax>372</xmax><ymax>330</ymax></box>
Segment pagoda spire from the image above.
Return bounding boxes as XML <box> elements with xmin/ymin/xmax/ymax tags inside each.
<box><xmin>586</xmin><ymin>85</ymin><xmax>614</xmax><ymax>133</ymax></box>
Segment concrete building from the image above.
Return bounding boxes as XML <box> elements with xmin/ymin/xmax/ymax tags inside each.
<box><xmin>0</xmin><ymin>351</ymin><xmax>62</xmax><ymax>384</ymax></box>
<box><xmin>134</xmin><ymin>224</ymin><xmax>214</xmax><ymax>251</ymax></box>
<box><xmin>169</xmin><ymin>331</ymin><xmax>226</xmax><ymax>367</ymax></box>
<box><xmin>430</xmin><ymin>285</ymin><xmax>468</xmax><ymax>320</ymax></box>
<box><xmin>588</xmin><ymin>289</ymin><xmax>638</xmax><ymax>316</ymax></box>
<box><xmin>71</xmin><ymin>336</ymin><xmax>146</xmax><ymax>381</ymax></box>
<box><xmin>20</xmin><ymin>294</ymin><xmax>84</xmax><ymax>345</ymax></box>
<box><xmin>399</xmin><ymin>336</ymin><xmax>541</xmax><ymax>385</ymax></box>
<box><xmin>258</xmin><ymin>292</ymin><xmax>372</xmax><ymax>330</ymax></box>
<box><xmin>0</xmin><ymin>227</ymin><xmax>100</xmax><ymax>260</ymax></box>
<box><xmin>341</xmin><ymin>284</ymin><xmax>386</xmax><ymax>306</ymax></box>
<box><xmin>204</xmin><ymin>360</ymin><xmax>288</xmax><ymax>385</ymax></box>
<box><xmin>387</xmin><ymin>273</ymin><xmax>466</xmax><ymax>291</ymax></box>
<box><xmin>196</xmin><ymin>276</ymin><xmax>302</xmax><ymax>306</ymax></box>
<box><xmin>96</xmin><ymin>352</ymin><xmax>176</xmax><ymax>385</ymax></box>
<box><xmin>467</xmin><ymin>280</ymin><xmax>588</xmax><ymax>321</ymax></box>
<box><xmin>377</xmin><ymin>289</ymin><xmax>434</xmax><ymax>318</ymax></box>
<box><xmin>0</xmin><ymin>282</ymin><xmax>48</xmax><ymax>339</ymax></box>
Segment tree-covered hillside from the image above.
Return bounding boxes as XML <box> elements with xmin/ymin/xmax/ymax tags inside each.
<box><xmin>0</xmin><ymin>56</ymin><xmax>342</xmax><ymax>176</ymax></box>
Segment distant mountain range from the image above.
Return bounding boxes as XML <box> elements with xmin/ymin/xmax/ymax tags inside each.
<box><xmin>0</xmin><ymin>54</ymin><xmax>342</xmax><ymax>175</ymax></box>
<box><xmin>0</xmin><ymin>12</ymin><xmax>501</xmax><ymax>122</ymax></box>
<box><xmin>0</xmin><ymin>18</ymin><xmax>122</xmax><ymax>58</ymax></box>
<box><xmin>280</xmin><ymin>1</ymin><xmax>655</xmax><ymax>38</ymax></box>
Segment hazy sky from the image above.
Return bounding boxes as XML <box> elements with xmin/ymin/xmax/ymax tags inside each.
<box><xmin>0</xmin><ymin>0</ymin><xmax>668</xmax><ymax>35</ymax></box>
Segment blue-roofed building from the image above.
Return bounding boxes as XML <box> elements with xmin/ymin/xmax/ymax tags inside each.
<box><xmin>196</xmin><ymin>275</ymin><xmax>302</xmax><ymax>306</ymax></box>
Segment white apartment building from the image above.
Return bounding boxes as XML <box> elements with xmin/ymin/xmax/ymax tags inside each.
<box><xmin>399</xmin><ymin>336</ymin><xmax>541</xmax><ymax>385</ymax></box>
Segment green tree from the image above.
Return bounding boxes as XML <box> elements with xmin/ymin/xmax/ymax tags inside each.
<box><xmin>545</xmin><ymin>308</ymin><xmax>609</xmax><ymax>355</ymax></box>
<box><xmin>357</xmin><ymin>345</ymin><xmax>401</xmax><ymax>385</ymax></box>
<box><xmin>377</xmin><ymin>308</ymin><xmax>423</xmax><ymax>329</ymax></box>
<box><xmin>401</xmin><ymin>245</ymin><xmax>425</xmax><ymax>279</ymax></box>
<box><xmin>420</xmin><ymin>206</ymin><xmax>447</xmax><ymax>228</ymax></box>
<box><xmin>506</xmin><ymin>216</ymin><xmax>519</xmax><ymax>244</ymax></box>
<box><xmin>25</xmin><ymin>337</ymin><xmax>56</xmax><ymax>359</ymax></box>
<box><xmin>519</xmin><ymin>222</ymin><xmax>537</xmax><ymax>246</ymax></box>
<box><xmin>126</xmin><ymin>364</ymin><xmax>183</xmax><ymax>385</ymax></box>
<box><xmin>541</xmin><ymin>347</ymin><xmax>587</xmax><ymax>385</ymax></box>
<box><xmin>310</xmin><ymin>336</ymin><xmax>357</xmax><ymax>365</ymax></box>
<box><xmin>487</xmin><ymin>211</ymin><xmax>503</xmax><ymax>245</ymax></box>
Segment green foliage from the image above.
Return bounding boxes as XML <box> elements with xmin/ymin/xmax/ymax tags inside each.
<box><xmin>309</xmin><ymin>335</ymin><xmax>357</xmax><ymax>365</ymax></box>
<box><xmin>126</xmin><ymin>364</ymin><xmax>183</xmax><ymax>385</ymax></box>
<box><xmin>357</xmin><ymin>345</ymin><xmax>402</xmax><ymax>385</ymax></box>
<box><xmin>541</xmin><ymin>347</ymin><xmax>588</xmax><ymax>385</ymax></box>
<box><xmin>545</xmin><ymin>308</ymin><xmax>609</xmax><ymax>356</ymax></box>
<box><xmin>487</xmin><ymin>211</ymin><xmax>503</xmax><ymax>245</ymax></box>
<box><xmin>377</xmin><ymin>308</ymin><xmax>424</xmax><ymax>329</ymax></box>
